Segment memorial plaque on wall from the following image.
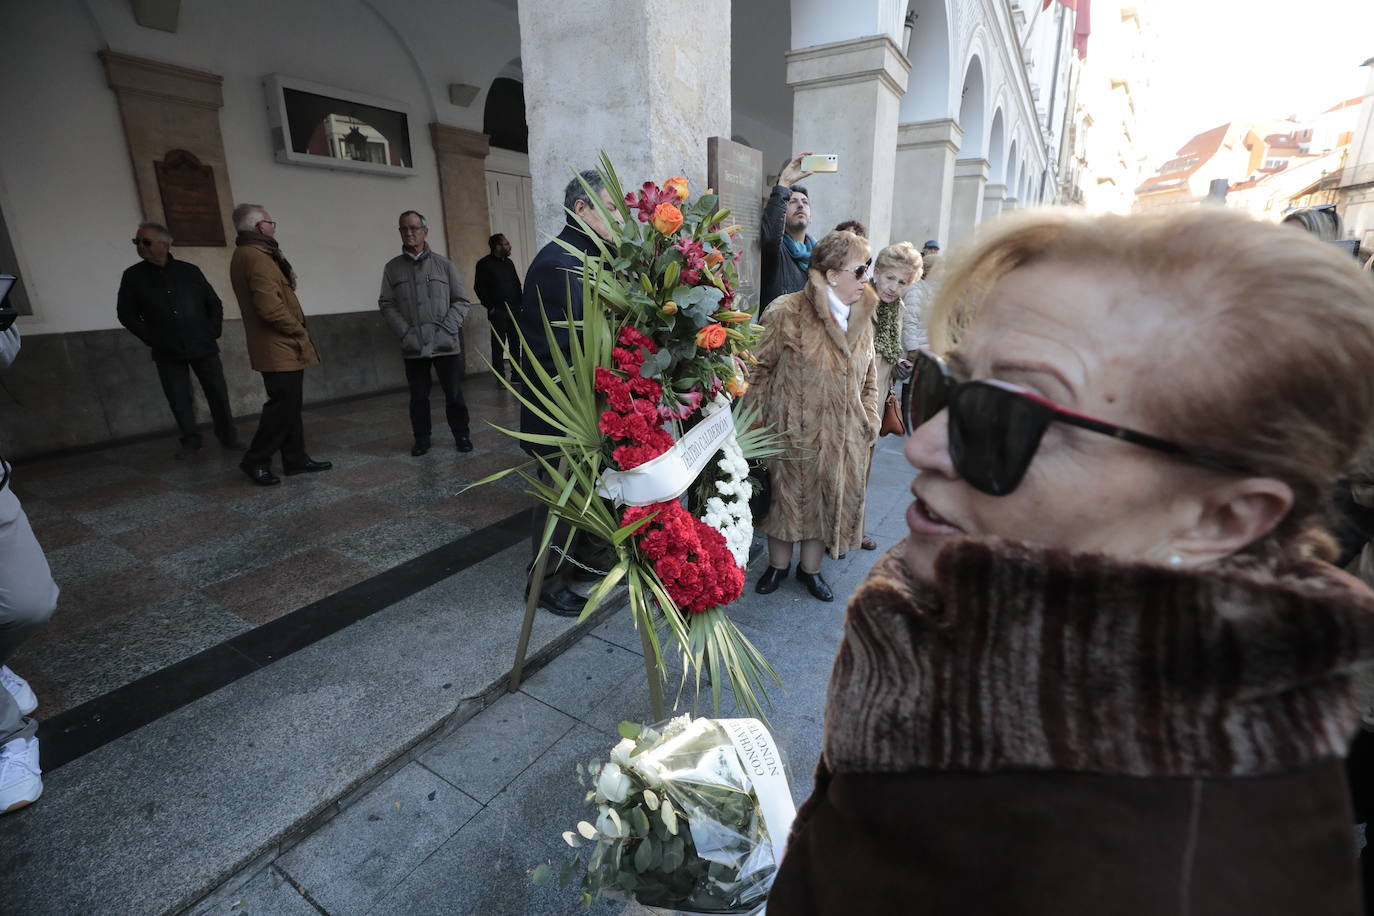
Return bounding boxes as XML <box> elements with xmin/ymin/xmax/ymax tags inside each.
<box><xmin>154</xmin><ymin>149</ymin><xmax>225</xmax><ymax>246</ymax></box>
<box><xmin>707</xmin><ymin>137</ymin><xmax>763</xmax><ymax>310</ymax></box>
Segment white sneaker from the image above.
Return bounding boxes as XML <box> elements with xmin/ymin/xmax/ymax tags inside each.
<box><xmin>0</xmin><ymin>666</ymin><xmax>36</xmax><ymax>716</ymax></box>
<box><xmin>0</xmin><ymin>736</ymin><xmax>42</xmax><ymax>813</ymax></box>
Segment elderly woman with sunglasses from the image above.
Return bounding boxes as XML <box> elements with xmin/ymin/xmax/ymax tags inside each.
<box><xmin>768</xmin><ymin>208</ymin><xmax>1374</xmax><ymax>915</ymax></box>
<box><xmin>747</xmin><ymin>229</ymin><xmax>880</xmax><ymax>601</ymax></box>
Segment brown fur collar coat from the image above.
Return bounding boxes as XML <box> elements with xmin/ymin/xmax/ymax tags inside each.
<box><xmin>745</xmin><ymin>273</ymin><xmax>880</xmax><ymax>555</ymax></box>
<box><xmin>769</xmin><ymin>539</ymin><xmax>1374</xmax><ymax>914</ymax></box>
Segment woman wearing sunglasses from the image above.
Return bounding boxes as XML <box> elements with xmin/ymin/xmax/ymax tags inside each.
<box><xmin>747</xmin><ymin>229</ymin><xmax>881</xmax><ymax>601</ymax></box>
<box><xmin>768</xmin><ymin>208</ymin><xmax>1374</xmax><ymax>914</ymax></box>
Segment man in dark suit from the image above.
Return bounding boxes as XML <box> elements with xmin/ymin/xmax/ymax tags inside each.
<box><xmin>472</xmin><ymin>233</ymin><xmax>523</xmax><ymax>379</ymax></box>
<box><xmin>117</xmin><ymin>221</ymin><xmax>238</xmax><ymax>452</ymax></box>
<box><xmin>519</xmin><ymin>170</ymin><xmax>619</xmax><ymax>616</ymax></box>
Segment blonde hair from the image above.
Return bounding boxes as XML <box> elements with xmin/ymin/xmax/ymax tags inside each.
<box><xmin>811</xmin><ymin>230</ymin><xmax>870</xmax><ymax>275</ymax></box>
<box><xmin>874</xmin><ymin>241</ymin><xmax>924</xmax><ymax>280</ymax></box>
<box><xmin>929</xmin><ymin>207</ymin><xmax>1374</xmax><ymax>558</ymax></box>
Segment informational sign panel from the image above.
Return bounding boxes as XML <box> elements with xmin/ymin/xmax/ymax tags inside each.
<box><xmin>154</xmin><ymin>149</ymin><xmax>226</xmax><ymax>246</ymax></box>
<box><xmin>707</xmin><ymin>137</ymin><xmax>763</xmax><ymax>312</ymax></box>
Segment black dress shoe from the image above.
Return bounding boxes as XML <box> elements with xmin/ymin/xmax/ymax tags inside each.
<box><xmin>455</xmin><ymin>435</ymin><xmax>474</xmax><ymax>453</ymax></box>
<box><xmin>239</xmin><ymin>462</ymin><xmax>280</xmax><ymax>487</ymax></box>
<box><xmin>283</xmin><ymin>458</ymin><xmax>332</xmax><ymax>476</ymax></box>
<box><xmin>796</xmin><ymin>568</ymin><xmax>834</xmax><ymax>602</ymax></box>
<box><xmin>411</xmin><ymin>437</ymin><xmax>431</xmax><ymax>457</ymax></box>
<box><xmin>755</xmin><ymin>565</ymin><xmax>789</xmax><ymax>594</ymax></box>
<box><xmin>537</xmin><ymin>586</ymin><xmax>586</xmax><ymax>617</ymax></box>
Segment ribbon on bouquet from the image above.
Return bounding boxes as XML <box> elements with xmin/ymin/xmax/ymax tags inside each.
<box><xmin>596</xmin><ymin>406</ymin><xmax>736</xmax><ymax>507</ymax></box>
<box><xmin>718</xmin><ymin>718</ymin><xmax>796</xmax><ymax>868</ymax></box>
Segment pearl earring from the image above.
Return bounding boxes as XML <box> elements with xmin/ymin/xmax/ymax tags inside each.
<box><xmin>1168</xmin><ymin>554</ymin><xmax>1182</xmax><ymax>566</ymax></box>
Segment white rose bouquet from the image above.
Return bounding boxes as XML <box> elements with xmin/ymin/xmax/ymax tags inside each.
<box><xmin>532</xmin><ymin>715</ymin><xmax>795</xmax><ymax>914</ymax></box>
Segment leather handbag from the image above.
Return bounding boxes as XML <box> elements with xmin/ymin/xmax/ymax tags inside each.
<box><xmin>880</xmin><ymin>387</ymin><xmax>905</xmax><ymax>437</ymax></box>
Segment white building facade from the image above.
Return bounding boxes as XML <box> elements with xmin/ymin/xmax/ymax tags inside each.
<box><xmin>0</xmin><ymin>0</ymin><xmax>1076</xmax><ymax>457</ymax></box>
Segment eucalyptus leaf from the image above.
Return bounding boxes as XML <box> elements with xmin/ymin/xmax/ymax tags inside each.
<box><xmin>531</xmin><ymin>863</ymin><xmax>552</xmax><ymax>886</ymax></box>
<box><xmin>633</xmin><ymin>836</ymin><xmax>654</xmax><ymax>872</ymax></box>
<box><xmin>642</xmin><ymin>789</ymin><xmax>660</xmax><ymax>811</ymax></box>
<box><xmin>617</xmin><ymin>721</ymin><xmax>642</xmax><ymax>740</ymax></box>
<box><xmin>629</xmin><ymin>805</ymin><xmax>650</xmax><ymax>837</ymax></box>
<box><xmin>577</xmin><ymin>820</ymin><xmax>598</xmax><ymax>840</ymax></box>
<box><xmin>562</xmin><ymin>830</ymin><xmax>582</xmax><ymax>848</ymax></box>
<box><xmin>662</xmin><ymin>835</ymin><xmax>685</xmax><ymax>872</ymax></box>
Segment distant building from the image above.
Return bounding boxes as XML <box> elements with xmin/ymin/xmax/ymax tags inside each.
<box><xmin>1061</xmin><ymin>2</ymin><xmax>1152</xmax><ymax>213</ymax></box>
<box><xmin>1133</xmin><ymin>97</ymin><xmax>1361</xmax><ymax>216</ymax></box>
<box><xmin>1338</xmin><ymin>58</ymin><xmax>1374</xmax><ymax>251</ymax></box>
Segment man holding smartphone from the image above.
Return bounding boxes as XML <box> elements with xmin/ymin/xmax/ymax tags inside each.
<box><xmin>760</xmin><ymin>152</ymin><xmax>821</xmax><ymax>311</ymax></box>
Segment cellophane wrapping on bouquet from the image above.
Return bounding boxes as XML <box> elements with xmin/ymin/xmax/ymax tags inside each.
<box><xmin>539</xmin><ymin>715</ymin><xmax>796</xmax><ymax>914</ymax></box>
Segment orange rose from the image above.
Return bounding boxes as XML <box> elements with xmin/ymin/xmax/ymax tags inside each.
<box><xmin>725</xmin><ymin>376</ymin><xmax>749</xmax><ymax>397</ymax></box>
<box><xmin>652</xmin><ymin>203</ymin><xmax>683</xmax><ymax>235</ymax></box>
<box><xmin>696</xmin><ymin>323</ymin><xmax>727</xmax><ymax>349</ymax></box>
<box><xmin>662</xmin><ymin>301</ymin><xmax>678</xmax><ymax>315</ymax></box>
<box><xmin>704</xmin><ymin>248</ymin><xmax>724</xmax><ymax>268</ymax></box>
<box><xmin>664</xmin><ymin>176</ymin><xmax>689</xmax><ymax>200</ymax></box>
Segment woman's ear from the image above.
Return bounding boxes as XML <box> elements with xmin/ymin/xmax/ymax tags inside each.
<box><xmin>1173</xmin><ymin>476</ymin><xmax>1294</xmax><ymax>564</ymax></box>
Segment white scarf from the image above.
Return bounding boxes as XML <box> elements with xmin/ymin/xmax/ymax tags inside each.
<box><xmin>826</xmin><ymin>286</ymin><xmax>851</xmax><ymax>333</ymax></box>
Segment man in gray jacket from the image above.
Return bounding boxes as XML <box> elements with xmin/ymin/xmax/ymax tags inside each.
<box><xmin>379</xmin><ymin>210</ymin><xmax>473</xmax><ymax>455</ymax></box>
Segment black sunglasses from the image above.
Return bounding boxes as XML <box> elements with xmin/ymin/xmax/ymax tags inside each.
<box><xmin>131</xmin><ymin>238</ymin><xmax>158</xmax><ymax>247</ymax></box>
<box><xmin>849</xmin><ymin>259</ymin><xmax>872</xmax><ymax>281</ymax></box>
<box><xmin>909</xmin><ymin>351</ymin><xmax>1251</xmax><ymax>496</ymax></box>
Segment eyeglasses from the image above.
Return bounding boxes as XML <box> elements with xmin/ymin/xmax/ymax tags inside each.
<box><xmin>259</xmin><ymin>220</ymin><xmax>277</xmax><ymax>228</ymax></box>
<box><xmin>131</xmin><ymin>238</ymin><xmax>158</xmax><ymax>247</ymax></box>
<box><xmin>908</xmin><ymin>351</ymin><xmax>1251</xmax><ymax>496</ymax></box>
<box><xmin>848</xmin><ymin>259</ymin><xmax>872</xmax><ymax>281</ymax></box>
<box><xmin>398</xmin><ymin>225</ymin><xmax>426</xmax><ymax>234</ymax></box>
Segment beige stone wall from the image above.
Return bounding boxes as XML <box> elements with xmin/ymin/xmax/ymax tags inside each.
<box><xmin>100</xmin><ymin>50</ymin><xmax>237</xmax><ymax>315</ymax></box>
<box><xmin>430</xmin><ymin>124</ymin><xmax>493</xmax><ymax>372</ymax></box>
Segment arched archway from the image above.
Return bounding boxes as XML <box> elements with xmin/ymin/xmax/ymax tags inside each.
<box><xmin>898</xmin><ymin>0</ymin><xmax>952</xmax><ymax>124</ymax></box>
<box><xmin>1006</xmin><ymin>138</ymin><xmax>1019</xmax><ymax>201</ymax></box>
<box><xmin>957</xmin><ymin>56</ymin><xmax>986</xmax><ymax>158</ymax></box>
<box><xmin>987</xmin><ymin>108</ymin><xmax>1005</xmax><ymax>178</ymax></box>
<box><xmin>483</xmin><ymin>58</ymin><xmax>527</xmax><ymax>153</ymax></box>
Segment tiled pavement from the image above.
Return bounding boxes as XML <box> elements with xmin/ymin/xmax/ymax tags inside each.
<box><xmin>9</xmin><ymin>379</ymin><xmax>536</xmax><ymax>719</ymax></box>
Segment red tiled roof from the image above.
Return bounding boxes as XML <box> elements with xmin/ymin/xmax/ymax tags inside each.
<box><xmin>1324</xmin><ymin>96</ymin><xmax>1364</xmax><ymax>113</ymax></box>
<box><xmin>1135</xmin><ymin>123</ymin><xmax>1230</xmax><ymax>194</ymax></box>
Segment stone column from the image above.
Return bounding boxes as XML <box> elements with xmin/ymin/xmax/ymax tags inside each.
<box><xmin>430</xmin><ymin>124</ymin><xmax>492</xmax><ymax>375</ymax></box>
<box><xmin>519</xmin><ymin>0</ymin><xmax>731</xmax><ymax>241</ymax></box>
<box><xmin>982</xmin><ymin>183</ymin><xmax>1007</xmax><ymax>222</ymax></box>
<box><xmin>100</xmin><ymin>50</ymin><xmax>235</xmax><ymax>309</ymax></box>
<box><xmin>891</xmin><ymin>118</ymin><xmax>961</xmax><ymax>249</ymax></box>
<box><xmin>1001</xmin><ymin>196</ymin><xmax>1020</xmax><ymax>212</ymax></box>
<box><xmin>787</xmin><ymin>36</ymin><xmax>910</xmax><ymax>246</ymax></box>
<box><xmin>949</xmin><ymin>158</ymin><xmax>989</xmax><ymax>247</ymax></box>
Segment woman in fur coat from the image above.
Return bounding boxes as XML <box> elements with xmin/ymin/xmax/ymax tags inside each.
<box><xmin>747</xmin><ymin>230</ymin><xmax>881</xmax><ymax>602</ymax></box>
<box><xmin>768</xmin><ymin>207</ymin><xmax>1374</xmax><ymax>914</ymax></box>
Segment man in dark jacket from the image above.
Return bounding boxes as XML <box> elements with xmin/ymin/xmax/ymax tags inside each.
<box><xmin>759</xmin><ymin>152</ymin><xmax>820</xmax><ymax>311</ymax></box>
<box><xmin>519</xmin><ymin>170</ymin><xmax>618</xmax><ymax>616</ymax></box>
<box><xmin>117</xmin><ymin>222</ymin><xmax>237</xmax><ymax>451</ymax></box>
<box><xmin>472</xmin><ymin>233</ymin><xmax>523</xmax><ymax>379</ymax></box>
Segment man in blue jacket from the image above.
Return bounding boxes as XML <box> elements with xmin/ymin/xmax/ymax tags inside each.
<box><xmin>519</xmin><ymin>170</ymin><xmax>619</xmax><ymax>616</ymax></box>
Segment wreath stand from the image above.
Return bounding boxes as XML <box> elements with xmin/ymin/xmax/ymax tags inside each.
<box><xmin>507</xmin><ymin>460</ymin><xmax>666</xmax><ymax>721</ymax></box>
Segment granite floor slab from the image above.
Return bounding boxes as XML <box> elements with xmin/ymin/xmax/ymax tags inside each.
<box><xmin>276</xmin><ymin>762</ymin><xmax>482</xmax><ymax>916</ymax></box>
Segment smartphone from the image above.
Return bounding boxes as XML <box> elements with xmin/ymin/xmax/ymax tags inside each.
<box><xmin>800</xmin><ymin>154</ymin><xmax>838</xmax><ymax>173</ymax></box>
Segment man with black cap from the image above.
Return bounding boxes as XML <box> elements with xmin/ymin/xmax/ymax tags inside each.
<box><xmin>922</xmin><ymin>239</ymin><xmax>940</xmax><ymax>258</ymax></box>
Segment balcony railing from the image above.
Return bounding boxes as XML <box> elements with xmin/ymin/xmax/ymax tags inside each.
<box><xmin>1340</xmin><ymin>162</ymin><xmax>1374</xmax><ymax>189</ymax></box>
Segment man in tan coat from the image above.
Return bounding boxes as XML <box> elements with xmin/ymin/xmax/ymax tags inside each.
<box><xmin>229</xmin><ymin>203</ymin><xmax>331</xmax><ymax>486</ymax></box>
